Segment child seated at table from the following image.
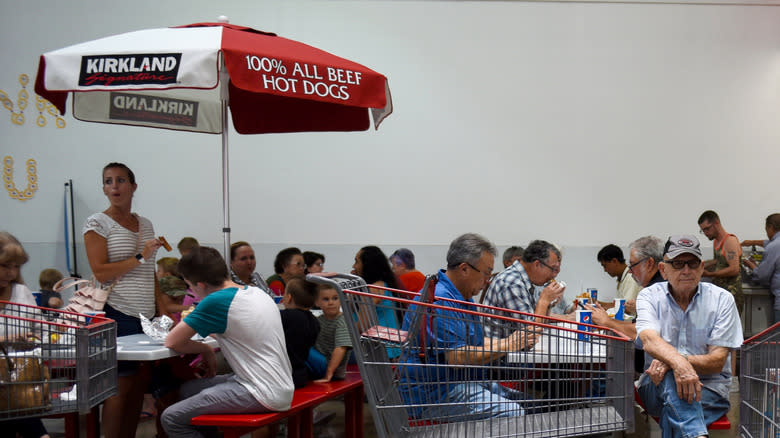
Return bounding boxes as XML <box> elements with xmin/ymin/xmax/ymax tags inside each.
<box><xmin>161</xmin><ymin>247</ymin><xmax>294</xmax><ymax>437</ymax></box>
<box><xmin>159</xmin><ymin>275</ymin><xmax>189</xmax><ymax>323</ymax></box>
<box><xmin>38</xmin><ymin>268</ymin><xmax>64</xmax><ymax>309</ymax></box>
<box><xmin>280</xmin><ymin>278</ymin><xmax>320</xmax><ymax>388</ymax></box>
<box><xmin>307</xmin><ymin>285</ymin><xmax>353</xmax><ymax>382</ymax></box>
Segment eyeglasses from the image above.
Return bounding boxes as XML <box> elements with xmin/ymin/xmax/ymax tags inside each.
<box><xmin>466</xmin><ymin>262</ymin><xmax>492</xmax><ymax>279</ymax></box>
<box><xmin>538</xmin><ymin>260</ymin><xmax>560</xmax><ymax>273</ymax></box>
<box><xmin>699</xmin><ymin>224</ymin><xmax>714</xmax><ymax>234</ymax></box>
<box><xmin>664</xmin><ymin>259</ymin><xmax>702</xmax><ymax>270</ymax></box>
<box><xmin>627</xmin><ymin>258</ymin><xmax>647</xmax><ymax>272</ymax></box>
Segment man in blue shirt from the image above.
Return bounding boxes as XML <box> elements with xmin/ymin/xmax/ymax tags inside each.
<box><xmin>742</xmin><ymin>213</ymin><xmax>780</xmax><ymax>325</ymax></box>
<box><xmin>399</xmin><ymin>233</ymin><xmax>530</xmax><ymax>420</ymax></box>
<box><xmin>636</xmin><ymin>235</ymin><xmax>742</xmax><ymax>438</ymax></box>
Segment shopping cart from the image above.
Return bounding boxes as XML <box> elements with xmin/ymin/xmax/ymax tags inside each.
<box><xmin>0</xmin><ymin>300</ymin><xmax>117</xmax><ymax>420</ymax></box>
<box><xmin>308</xmin><ymin>273</ymin><xmax>635</xmax><ymax>438</ymax></box>
<box><xmin>740</xmin><ymin>321</ymin><xmax>780</xmax><ymax>438</ymax></box>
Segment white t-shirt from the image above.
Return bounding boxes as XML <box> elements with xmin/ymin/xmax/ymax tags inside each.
<box><xmin>1</xmin><ymin>283</ymin><xmax>42</xmax><ymax>340</ymax></box>
<box><xmin>184</xmin><ymin>285</ymin><xmax>294</xmax><ymax>410</ymax></box>
<box><xmin>83</xmin><ymin>212</ymin><xmax>158</xmax><ymax>318</ymax></box>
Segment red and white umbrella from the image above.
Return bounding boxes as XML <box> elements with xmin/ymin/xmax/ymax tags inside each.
<box><xmin>35</xmin><ymin>19</ymin><xmax>392</xmax><ymax>256</ymax></box>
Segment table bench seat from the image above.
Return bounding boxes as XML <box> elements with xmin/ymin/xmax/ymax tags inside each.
<box><xmin>191</xmin><ymin>372</ymin><xmax>364</xmax><ymax>438</ymax></box>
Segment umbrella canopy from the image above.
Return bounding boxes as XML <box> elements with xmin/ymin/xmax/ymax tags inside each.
<box><xmin>35</xmin><ymin>20</ymin><xmax>392</xmax><ymax>257</ymax></box>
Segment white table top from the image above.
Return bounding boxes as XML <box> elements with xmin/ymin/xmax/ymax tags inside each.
<box><xmin>506</xmin><ymin>322</ymin><xmax>607</xmax><ymax>364</ymax></box>
<box><xmin>117</xmin><ymin>333</ymin><xmax>218</xmax><ymax>361</ymax></box>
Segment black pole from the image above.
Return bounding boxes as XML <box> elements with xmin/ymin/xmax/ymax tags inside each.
<box><xmin>68</xmin><ymin>179</ymin><xmax>79</xmax><ymax>277</ymax></box>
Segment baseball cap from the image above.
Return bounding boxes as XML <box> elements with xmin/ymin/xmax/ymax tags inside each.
<box><xmin>663</xmin><ymin>235</ymin><xmax>703</xmax><ymax>260</ymax></box>
<box><xmin>159</xmin><ymin>275</ymin><xmax>188</xmax><ymax>297</ymax></box>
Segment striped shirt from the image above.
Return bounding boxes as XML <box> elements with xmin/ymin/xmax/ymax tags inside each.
<box><xmin>314</xmin><ymin>313</ymin><xmax>352</xmax><ymax>379</ymax></box>
<box><xmin>83</xmin><ymin>212</ymin><xmax>157</xmax><ymax>318</ymax></box>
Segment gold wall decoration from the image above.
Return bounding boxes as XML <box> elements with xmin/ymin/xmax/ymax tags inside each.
<box><xmin>3</xmin><ymin>156</ymin><xmax>38</xmax><ymax>201</ymax></box>
<box><xmin>1</xmin><ymin>74</ymin><xmax>65</xmax><ymax>128</ymax></box>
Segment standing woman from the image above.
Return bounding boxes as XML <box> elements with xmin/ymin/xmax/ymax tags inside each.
<box><xmin>229</xmin><ymin>241</ymin><xmax>272</xmax><ymax>296</ymax></box>
<box><xmin>266</xmin><ymin>247</ymin><xmax>305</xmax><ymax>296</ymax></box>
<box><xmin>0</xmin><ymin>232</ymin><xmax>50</xmax><ymax>438</ymax></box>
<box><xmin>83</xmin><ymin>163</ymin><xmax>162</xmax><ymax>438</ymax></box>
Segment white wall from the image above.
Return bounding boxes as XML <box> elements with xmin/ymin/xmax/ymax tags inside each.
<box><xmin>2</xmin><ymin>0</ymin><xmax>779</xmax><ymax>303</ymax></box>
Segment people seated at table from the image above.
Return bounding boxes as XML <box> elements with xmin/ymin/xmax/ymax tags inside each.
<box><xmin>229</xmin><ymin>241</ymin><xmax>272</xmax><ymax>297</ymax></box>
<box><xmin>596</xmin><ymin>244</ymin><xmax>642</xmax><ymax>309</ymax></box>
<box><xmin>389</xmin><ymin>248</ymin><xmax>426</xmax><ymax>292</ymax></box>
<box><xmin>266</xmin><ymin>247</ymin><xmax>305</xmax><ymax>296</ymax></box>
<box><xmin>37</xmin><ymin>267</ymin><xmax>64</xmax><ymax>309</ymax></box>
<box><xmin>162</xmin><ymin>246</ymin><xmax>294</xmax><ymax>437</ymax></box>
<box><xmin>280</xmin><ymin>278</ymin><xmax>320</xmax><ymax>388</ymax></box>
<box><xmin>482</xmin><ymin>240</ymin><xmax>572</xmax><ymax>337</ymax></box>
<box><xmin>636</xmin><ymin>235</ymin><xmax>742</xmax><ymax>438</ymax></box>
<box><xmin>176</xmin><ymin>237</ymin><xmax>199</xmax><ymax>257</ymax></box>
<box><xmin>303</xmin><ymin>251</ymin><xmax>325</xmax><ymax>274</ymax></box>
<box><xmin>0</xmin><ymin>232</ymin><xmax>50</xmax><ymax>438</ymax></box>
<box><xmin>306</xmin><ymin>284</ymin><xmax>352</xmax><ymax>382</ymax></box>
<box><xmin>399</xmin><ymin>233</ymin><xmax>532</xmax><ymax>421</ymax></box>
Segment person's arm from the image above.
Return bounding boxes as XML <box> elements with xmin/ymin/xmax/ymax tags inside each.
<box><xmin>705</xmin><ymin>236</ymin><xmax>741</xmax><ymax>278</ymax></box>
<box><xmin>160</xmin><ymin>294</ymin><xmax>190</xmax><ymax>314</ymax></box>
<box><xmin>315</xmin><ymin>346</ymin><xmax>349</xmax><ymax>382</ymax></box>
<box><xmin>741</xmin><ymin>239</ymin><xmax>764</xmax><ymax>247</ymax></box>
<box><xmin>84</xmin><ymin>231</ymin><xmax>161</xmax><ymax>283</ymax></box>
<box><xmin>639</xmin><ymin>329</ymin><xmax>702</xmax><ymax>403</ymax></box>
<box><xmin>164</xmin><ymin>320</ymin><xmax>217</xmax><ymax>378</ymax></box>
<box><xmin>586</xmin><ymin>303</ymin><xmax>636</xmax><ymax>339</ymax></box>
<box><xmin>751</xmin><ymin>244</ymin><xmax>778</xmax><ymax>285</ymax></box>
<box><xmin>444</xmin><ymin>330</ymin><xmax>538</xmax><ymax>365</ymax></box>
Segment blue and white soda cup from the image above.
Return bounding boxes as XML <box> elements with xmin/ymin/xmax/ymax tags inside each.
<box><xmin>613</xmin><ymin>298</ymin><xmax>626</xmax><ymax>321</ymax></box>
<box><xmin>577</xmin><ymin>297</ymin><xmax>590</xmax><ymax>308</ymax></box>
<box><xmin>588</xmin><ymin>288</ymin><xmax>599</xmax><ymax>303</ymax></box>
<box><xmin>576</xmin><ymin>309</ymin><xmax>592</xmax><ymax>341</ymax></box>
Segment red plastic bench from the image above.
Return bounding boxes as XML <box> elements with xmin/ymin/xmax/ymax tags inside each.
<box><xmin>633</xmin><ymin>387</ymin><xmax>731</xmax><ymax>430</ymax></box>
<box><xmin>191</xmin><ymin>372</ymin><xmax>364</xmax><ymax>438</ymax></box>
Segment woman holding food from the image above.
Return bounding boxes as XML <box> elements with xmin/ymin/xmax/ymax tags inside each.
<box><xmin>0</xmin><ymin>231</ymin><xmax>50</xmax><ymax>438</ymax></box>
<box><xmin>83</xmin><ymin>162</ymin><xmax>163</xmax><ymax>438</ymax></box>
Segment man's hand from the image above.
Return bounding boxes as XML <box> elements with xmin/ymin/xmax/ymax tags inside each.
<box><xmin>586</xmin><ymin>303</ymin><xmax>610</xmax><ymax>326</ymax></box>
<box><xmin>645</xmin><ymin>359</ymin><xmax>670</xmax><ymax>385</ymax></box>
<box><xmin>625</xmin><ymin>299</ymin><xmax>636</xmax><ymax>315</ymax></box>
<box><xmin>674</xmin><ymin>365</ymin><xmax>702</xmax><ymax>403</ymax></box>
<box><xmin>539</xmin><ymin>282</ymin><xmax>565</xmax><ymax>306</ymax></box>
<box><xmin>506</xmin><ymin>327</ymin><xmax>542</xmax><ymax>351</ymax></box>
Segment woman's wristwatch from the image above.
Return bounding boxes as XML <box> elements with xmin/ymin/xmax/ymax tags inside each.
<box><xmin>135</xmin><ymin>253</ymin><xmax>146</xmax><ymax>264</ymax></box>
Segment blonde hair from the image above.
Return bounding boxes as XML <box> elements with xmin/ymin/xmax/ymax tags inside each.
<box><xmin>156</xmin><ymin>257</ymin><xmax>180</xmax><ymax>277</ymax></box>
<box><xmin>0</xmin><ymin>232</ymin><xmax>29</xmax><ymax>285</ymax></box>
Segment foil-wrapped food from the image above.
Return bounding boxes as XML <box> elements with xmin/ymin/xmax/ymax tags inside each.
<box><xmin>139</xmin><ymin>314</ymin><xmax>174</xmax><ymax>342</ymax></box>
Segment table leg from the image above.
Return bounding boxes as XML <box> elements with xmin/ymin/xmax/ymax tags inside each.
<box><xmin>299</xmin><ymin>408</ymin><xmax>314</xmax><ymax>438</ymax></box>
<box><xmin>345</xmin><ymin>386</ymin><xmax>364</xmax><ymax>438</ymax></box>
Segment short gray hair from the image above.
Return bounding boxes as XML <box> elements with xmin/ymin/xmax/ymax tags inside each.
<box><xmin>521</xmin><ymin>240</ymin><xmax>561</xmax><ymax>264</ymax></box>
<box><xmin>629</xmin><ymin>236</ymin><xmax>664</xmax><ymax>262</ymax></box>
<box><xmin>446</xmin><ymin>233</ymin><xmax>497</xmax><ymax>268</ymax></box>
<box><xmin>502</xmin><ymin>246</ymin><xmax>525</xmax><ymax>264</ymax></box>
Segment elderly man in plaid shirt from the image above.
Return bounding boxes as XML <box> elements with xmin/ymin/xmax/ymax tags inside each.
<box><xmin>482</xmin><ymin>240</ymin><xmax>574</xmax><ymax>338</ymax></box>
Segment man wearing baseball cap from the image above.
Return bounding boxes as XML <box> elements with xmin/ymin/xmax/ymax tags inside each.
<box><xmin>635</xmin><ymin>235</ymin><xmax>742</xmax><ymax>438</ymax></box>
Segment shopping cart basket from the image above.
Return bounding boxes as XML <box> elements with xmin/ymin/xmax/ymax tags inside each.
<box><xmin>308</xmin><ymin>273</ymin><xmax>635</xmax><ymax>438</ymax></box>
<box><xmin>0</xmin><ymin>300</ymin><xmax>117</xmax><ymax>420</ymax></box>
<box><xmin>740</xmin><ymin>321</ymin><xmax>780</xmax><ymax>438</ymax></box>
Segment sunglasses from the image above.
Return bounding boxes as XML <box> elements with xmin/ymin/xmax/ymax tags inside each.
<box><xmin>664</xmin><ymin>259</ymin><xmax>702</xmax><ymax>270</ymax></box>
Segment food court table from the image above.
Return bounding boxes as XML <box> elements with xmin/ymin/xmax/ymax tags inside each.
<box><xmin>117</xmin><ymin>333</ymin><xmax>218</xmax><ymax>361</ymax></box>
<box><xmin>506</xmin><ymin>322</ymin><xmax>608</xmax><ymax>364</ymax></box>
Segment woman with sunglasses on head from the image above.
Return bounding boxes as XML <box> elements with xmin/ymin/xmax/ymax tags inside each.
<box><xmin>83</xmin><ymin>162</ymin><xmax>163</xmax><ymax>438</ymax></box>
<box><xmin>266</xmin><ymin>247</ymin><xmax>305</xmax><ymax>296</ymax></box>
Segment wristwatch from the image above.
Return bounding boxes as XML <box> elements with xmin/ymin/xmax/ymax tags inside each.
<box><xmin>135</xmin><ymin>253</ymin><xmax>146</xmax><ymax>264</ymax></box>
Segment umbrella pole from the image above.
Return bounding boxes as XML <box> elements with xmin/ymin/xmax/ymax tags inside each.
<box><xmin>220</xmin><ymin>57</ymin><xmax>231</xmax><ymax>267</ymax></box>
